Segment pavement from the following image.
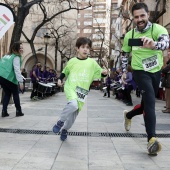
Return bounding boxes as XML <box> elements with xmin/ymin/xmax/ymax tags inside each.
<box><xmin>0</xmin><ymin>89</ymin><xmax>170</xmax><ymax>170</ymax></box>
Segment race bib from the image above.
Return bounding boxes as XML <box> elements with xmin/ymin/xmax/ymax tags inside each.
<box><xmin>142</xmin><ymin>55</ymin><xmax>159</xmax><ymax>71</ymax></box>
<box><xmin>76</xmin><ymin>86</ymin><xmax>89</xmax><ymax>102</ymax></box>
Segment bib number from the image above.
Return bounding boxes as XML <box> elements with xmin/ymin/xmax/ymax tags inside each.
<box><xmin>142</xmin><ymin>55</ymin><xmax>159</xmax><ymax>71</ymax></box>
<box><xmin>76</xmin><ymin>86</ymin><xmax>89</xmax><ymax>102</ymax></box>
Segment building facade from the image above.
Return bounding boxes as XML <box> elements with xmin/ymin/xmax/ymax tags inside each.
<box><xmin>0</xmin><ymin>0</ymin><xmax>78</xmax><ymax>76</ymax></box>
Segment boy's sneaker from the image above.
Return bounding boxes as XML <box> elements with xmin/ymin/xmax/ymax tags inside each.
<box><xmin>147</xmin><ymin>137</ymin><xmax>162</xmax><ymax>155</ymax></box>
<box><xmin>123</xmin><ymin>110</ymin><xmax>131</xmax><ymax>131</ymax></box>
<box><xmin>52</xmin><ymin>120</ymin><xmax>64</xmax><ymax>133</ymax></box>
<box><xmin>60</xmin><ymin>129</ymin><xmax>67</xmax><ymax>141</ymax></box>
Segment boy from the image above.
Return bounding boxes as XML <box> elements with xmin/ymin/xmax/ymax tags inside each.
<box><xmin>53</xmin><ymin>37</ymin><xmax>108</xmax><ymax>141</ymax></box>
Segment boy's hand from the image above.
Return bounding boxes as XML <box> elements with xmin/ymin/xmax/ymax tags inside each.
<box><xmin>102</xmin><ymin>69</ymin><xmax>108</xmax><ymax>75</ymax></box>
<box><xmin>57</xmin><ymin>79</ymin><xmax>63</xmax><ymax>87</ymax></box>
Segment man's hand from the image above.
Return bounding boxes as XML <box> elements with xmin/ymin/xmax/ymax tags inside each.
<box><xmin>19</xmin><ymin>83</ymin><xmax>24</xmax><ymax>91</ymax></box>
<box><xmin>141</xmin><ymin>36</ymin><xmax>155</xmax><ymax>49</ymax></box>
<box><xmin>57</xmin><ymin>79</ymin><xmax>63</xmax><ymax>87</ymax></box>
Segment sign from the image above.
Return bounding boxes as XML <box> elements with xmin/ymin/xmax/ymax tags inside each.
<box><xmin>0</xmin><ymin>3</ymin><xmax>15</xmax><ymax>39</ymax></box>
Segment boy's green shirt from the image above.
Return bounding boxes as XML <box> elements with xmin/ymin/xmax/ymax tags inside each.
<box><xmin>62</xmin><ymin>57</ymin><xmax>103</xmax><ymax>111</ymax></box>
<box><xmin>122</xmin><ymin>24</ymin><xmax>168</xmax><ymax>73</ymax></box>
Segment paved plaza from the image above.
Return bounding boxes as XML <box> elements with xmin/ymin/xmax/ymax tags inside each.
<box><xmin>0</xmin><ymin>89</ymin><xmax>170</xmax><ymax>170</ymax></box>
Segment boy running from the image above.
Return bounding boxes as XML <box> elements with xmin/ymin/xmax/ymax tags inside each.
<box><xmin>53</xmin><ymin>37</ymin><xmax>108</xmax><ymax>141</ymax></box>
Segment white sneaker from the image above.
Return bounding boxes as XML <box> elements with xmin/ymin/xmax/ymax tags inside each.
<box><xmin>147</xmin><ymin>137</ymin><xmax>162</xmax><ymax>155</ymax></box>
<box><xmin>123</xmin><ymin>110</ymin><xmax>131</xmax><ymax>131</ymax></box>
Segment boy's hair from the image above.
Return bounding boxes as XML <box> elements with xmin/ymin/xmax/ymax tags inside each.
<box><xmin>76</xmin><ymin>37</ymin><xmax>92</xmax><ymax>48</ymax></box>
<box><xmin>132</xmin><ymin>3</ymin><xmax>149</xmax><ymax>15</ymax></box>
<box><xmin>8</xmin><ymin>41</ymin><xmax>22</xmax><ymax>55</ymax></box>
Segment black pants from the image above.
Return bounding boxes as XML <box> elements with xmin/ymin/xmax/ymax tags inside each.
<box><xmin>122</xmin><ymin>85</ymin><xmax>133</xmax><ymax>103</ymax></box>
<box><xmin>30</xmin><ymin>82</ymin><xmax>38</xmax><ymax>99</ymax></box>
<box><xmin>126</xmin><ymin>70</ymin><xmax>161</xmax><ymax>141</ymax></box>
<box><xmin>103</xmin><ymin>85</ymin><xmax>110</xmax><ymax>97</ymax></box>
<box><xmin>0</xmin><ymin>76</ymin><xmax>21</xmax><ymax>112</ymax></box>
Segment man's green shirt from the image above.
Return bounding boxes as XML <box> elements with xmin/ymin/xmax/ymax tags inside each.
<box><xmin>122</xmin><ymin>24</ymin><xmax>168</xmax><ymax>73</ymax></box>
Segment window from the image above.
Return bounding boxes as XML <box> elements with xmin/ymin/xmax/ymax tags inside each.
<box><xmin>94</xmin><ymin>13</ymin><xmax>105</xmax><ymax>18</ymax></box>
<box><xmin>84</xmin><ymin>21</ymin><xmax>92</xmax><ymax>25</ymax></box>
<box><xmin>84</xmin><ymin>29</ymin><xmax>92</xmax><ymax>33</ymax></box>
<box><xmin>84</xmin><ymin>13</ymin><xmax>92</xmax><ymax>18</ymax></box>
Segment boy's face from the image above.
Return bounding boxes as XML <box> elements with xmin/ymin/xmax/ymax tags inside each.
<box><xmin>77</xmin><ymin>44</ymin><xmax>90</xmax><ymax>59</ymax></box>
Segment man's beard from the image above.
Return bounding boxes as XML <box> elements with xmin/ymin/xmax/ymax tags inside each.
<box><xmin>137</xmin><ymin>21</ymin><xmax>147</xmax><ymax>31</ymax></box>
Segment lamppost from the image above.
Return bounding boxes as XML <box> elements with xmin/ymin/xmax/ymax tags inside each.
<box><xmin>44</xmin><ymin>33</ymin><xmax>50</xmax><ymax>68</ymax></box>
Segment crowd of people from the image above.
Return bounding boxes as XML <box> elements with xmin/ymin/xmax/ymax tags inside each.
<box><xmin>29</xmin><ymin>62</ymin><xmax>58</xmax><ymax>100</ymax></box>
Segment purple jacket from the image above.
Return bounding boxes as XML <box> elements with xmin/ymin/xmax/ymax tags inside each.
<box><xmin>31</xmin><ymin>66</ymin><xmax>40</xmax><ymax>82</ymax></box>
<box><xmin>125</xmin><ymin>72</ymin><xmax>136</xmax><ymax>90</ymax></box>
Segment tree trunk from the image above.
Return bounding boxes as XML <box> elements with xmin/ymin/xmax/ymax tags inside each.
<box><xmin>11</xmin><ymin>6</ymin><xmax>29</xmax><ymax>45</ymax></box>
<box><xmin>30</xmin><ymin>41</ymin><xmax>38</xmax><ymax>64</ymax></box>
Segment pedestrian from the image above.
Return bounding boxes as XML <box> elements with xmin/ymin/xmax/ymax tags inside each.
<box><xmin>30</xmin><ymin>62</ymin><xmax>41</xmax><ymax>100</ymax></box>
<box><xmin>103</xmin><ymin>75</ymin><xmax>112</xmax><ymax>98</ymax></box>
<box><xmin>0</xmin><ymin>42</ymin><xmax>24</xmax><ymax>117</ymax></box>
<box><xmin>161</xmin><ymin>51</ymin><xmax>170</xmax><ymax>113</ymax></box>
<box><xmin>52</xmin><ymin>37</ymin><xmax>108</xmax><ymax>141</ymax></box>
<box><xmin>122</xmin><ymin>2</ymin><xmax>169</xmax><ymax>155</ymax></box>
<box><xmin>122</xmin><ymin>65</ymin><xmax>136</xmax><ymax>106</ymax></box>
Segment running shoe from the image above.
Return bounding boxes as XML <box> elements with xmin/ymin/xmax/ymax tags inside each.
<box><xmin>147</xmin><ymin>137</ymin><xmax>162</xmax><ymax>155</ymax></box>
<box><xmin>123</xmin><ymin>110</ymin><xmax>131</xmax><ymax>131</ymax></box>
<box><xmin>60</xmin><ymin>129</ymin><xmax>68</xmax><ymax>141</ymax></box>
<box><xmin>53</xmin><ymin>120</ymin><xmax>64</xmax><ymax>133</ymax></box>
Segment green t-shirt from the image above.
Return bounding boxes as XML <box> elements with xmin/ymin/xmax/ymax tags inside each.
<box><xmin>122</xmin><ymin>24</ymin><xmax>168</xmax><ymax>73</ymax></box>
<box><xmin>63</xmin><ymin>57</ymin><xmax>103</xmax><ymax>111</ymax></box>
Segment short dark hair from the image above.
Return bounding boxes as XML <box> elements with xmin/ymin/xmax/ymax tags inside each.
<box><xmin>132</xmin><ymin>3</ymin><xmax>149</xmax><ymax>15</ymax></box>
<box><xmin>76</xmin><ymin>37</ymin><xmax>92</xmax><ymax>48</ymax></box>
<box><xmin>8</xmin><ymin>41</ymin><xmax>22</xmax><ymax>55</ymax></box>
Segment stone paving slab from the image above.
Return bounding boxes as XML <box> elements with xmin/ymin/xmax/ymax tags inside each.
<box><xmin>0</xmin><ymin>90</ymin><xmax>170</xmax><ymax>169</ymax></box>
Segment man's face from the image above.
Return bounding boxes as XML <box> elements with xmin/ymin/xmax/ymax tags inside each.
<box><xmin>37</xmin><ymin>63</ymin><xmax>41</xmax><ymax>67</ymax></box>
<box><xmin>133</xmin><ymin>8</ymin><xmax>149</xmax><ymax>31</ymax></box>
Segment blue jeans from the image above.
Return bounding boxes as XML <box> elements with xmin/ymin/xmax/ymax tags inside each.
<box><xmin>0</xmin><ymin>76</ymin><xmax>21</xmax><ymax>112</ymax></box>
<box><xmin>126</xmin><ymin>70</ymin><xmax>161</xmax><ymax>141</ymax></box>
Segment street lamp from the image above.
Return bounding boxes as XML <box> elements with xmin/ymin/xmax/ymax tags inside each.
<box><xmin>44</xmin><ymin>33</ymin><xmax>50</xmax><ymax>67</ymax></box>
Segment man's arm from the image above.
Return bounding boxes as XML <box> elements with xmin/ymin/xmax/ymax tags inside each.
<box><xmin>154</xmin><ymin>34</ymin><xmax>169</xmax><ymax>50</ymax></box>
<box><xmin>141</xmin><ymin>34</ymin><xmax>169</xmax><ymax>50</ymax></box>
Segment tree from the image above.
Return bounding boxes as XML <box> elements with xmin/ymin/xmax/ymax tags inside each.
<box><xmin>3</xmin><ymin>0</ymin><xmax>92</xmax><ymax>62</ymax></box>
<box><xmin>152</xmin><ymin>0</ymin><xmax>167</xmax><ymax>23</ymax></box>
<box><xmin>4</xmin><ymin>0</ymin><xmax>43</xmax><ymax>45</ymax></box>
